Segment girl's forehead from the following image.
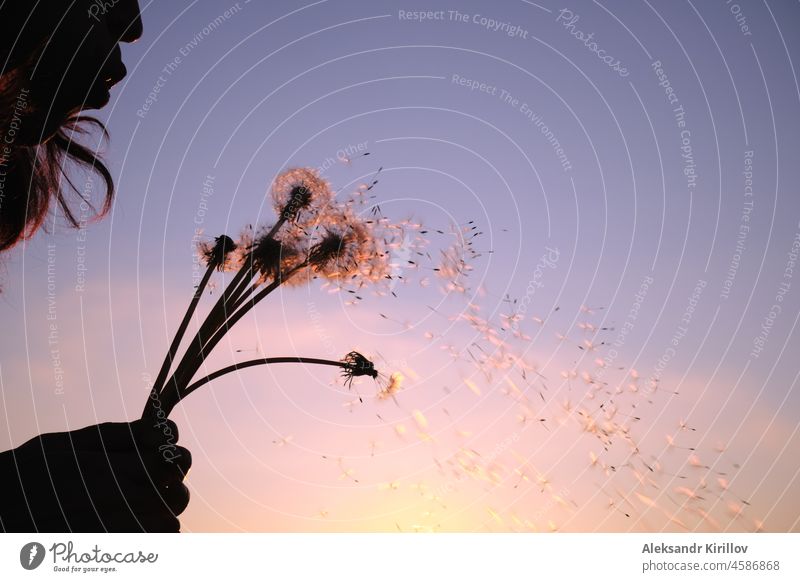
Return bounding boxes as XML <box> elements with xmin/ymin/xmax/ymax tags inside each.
<box><xmin>0</xmin><ymin>4</ymin><xmax>85</xmax><ymax>59</ymax></box>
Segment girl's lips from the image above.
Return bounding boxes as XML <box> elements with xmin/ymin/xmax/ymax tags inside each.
<box><xmin>104</xmin><ymin>60</ymin><xmax>127</xmax><ymax>90</ymax></box>
<box><xmin>101</xmin><ymin>43</ymin><xmax>127</xmax><ymax>90</ymax></box>
<box><xmin>82</xmin><ymin>57</ymin><xmax>125</xmax><ymax>110</ymax></box>
<box><xmin>84</xmin><ymin>57</ymin><xmax>126</xmax><ymax>108</ymax></box>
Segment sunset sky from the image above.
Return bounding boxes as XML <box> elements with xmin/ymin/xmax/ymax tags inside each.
<box><xmin>2</xmin><ymin>0</ymin><xmax>799</xmax><ymax>532</ymax></box>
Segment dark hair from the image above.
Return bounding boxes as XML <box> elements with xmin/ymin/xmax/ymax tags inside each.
<box><xmin>0</xmin><ymin>60</ymin><xmax>114</xmax><ymax>253</ymax></box>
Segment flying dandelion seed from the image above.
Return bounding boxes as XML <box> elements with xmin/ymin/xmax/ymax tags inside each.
<box><xmin>410</xmin><ymin>410</ymin><xmax>428</xmax><ymax>431</ymax></box>
<box><xmin>728</xmin><ymin>502</ymin><xmax>744</xmax><ymax>518</ymax></box>
<box><xmin>140</xmin><ymin>157</ymin><xmax>766</xmax><ymax>533</ymax></box>
<box><xmin>272</xmin><ymin>435</ymin><xmax>294</xmax><ymax>447</ymax></box>
<box><xmin>142</xmin><ymin>166</ymin><xmax>397</xmax><ymax>422</ymax></box>
<box><xmin>636</xmin><ymin>492</ymin><xmax>658</xmax><ymax>509</ymax></box>
<box><xmin>377</xmin><ymin>372</ymin><xmax>403</xmax><ymax>400</ymax></box>
<box><xmin>464</xmin><ymin>378</ymin><xmax>482</xmax><ymax>396</ymax></box>
<box><xmin>688</xmin><ymin>455</ymin><xmax>710</xmax><ymax>469</ymax></box>
<box><xmin>486</xmin><ymin>507</ymin><xmax>502</xmax><ymax>523</ymax></box>
<box><xmin>674</xmin><ymin>486</ymin><xmax>704</xmax><ymax>501</ymax></box>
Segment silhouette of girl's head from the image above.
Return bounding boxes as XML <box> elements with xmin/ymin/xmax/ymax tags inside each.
<box><xmin>0</xmin><ymin>1</ymin><xmax>142</xmax><ymax>253</ymax></box>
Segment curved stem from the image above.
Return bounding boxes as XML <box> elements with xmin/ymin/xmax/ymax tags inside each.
<box><xmin>170</xmin><ymin>357</ymin><xmax>352</xmax><ymax>412</ymax></box>
<box><xmin>164</xmin><ymin>281</ymin><xmax>281</xmax><ymax>407</ymax></box>
<box><xmin>229</xmin><ymin>280</ymin><xmax>262</xmax><ymax>313</ymax></box>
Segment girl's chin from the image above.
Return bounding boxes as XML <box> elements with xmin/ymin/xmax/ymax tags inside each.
<box><xmin>11</xmin><ymin>86</ymin><xmax>111</xmax><ymax>146</ymax></box>
<box><xmin>84</xmin><ymin>83</ymin><xmax>112</xmax><ymax>110</ymax></box>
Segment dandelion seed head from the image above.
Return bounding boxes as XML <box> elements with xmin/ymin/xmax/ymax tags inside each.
<box><xmin>341</xmin><ymin>351</ymin><xmax>378</xmax><ymax>386</ymax></box>
<box><xmin>271</xmin><ymin>167</ymin><xmax>333</xmax><ymax>223</ymax></box>
<box><xmin>246</xmin><ymin>228</ymin><xmax>302</xmax><ymax>283</ymax></box>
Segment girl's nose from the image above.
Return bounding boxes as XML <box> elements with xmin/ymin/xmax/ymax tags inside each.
<box><xmin>104</xmin><ymin>0</ymin><xmax>144</xmax><ymax>44</ymax></box>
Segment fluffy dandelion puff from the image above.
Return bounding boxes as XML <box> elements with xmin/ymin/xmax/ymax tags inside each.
<box><xmin>271</xmin><ymin>167</ymin><xmax>333</xmax><ymax>222</ymax></box>
<box><xmin>308</xmin><ymin>226</ymin><xmax>361</xmax><ymax>276</ymax></box>
<box><xmin>246</xmin><ymin>226</ymin><xmax>302</xmax><ymax>283</ymax></box>
<box><xmin>302</xmin><ymin>209</ymin><xmax>393</xmax><ymax>288</ymax></box>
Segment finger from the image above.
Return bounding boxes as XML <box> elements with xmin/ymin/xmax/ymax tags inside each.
<box><xmin>34</xmin><ymin>422</ymin><xmax>139</xmax><ymax>453</ymax></box>
<box><xmin>40</xmin><ymin>446</ymin><xmax>192</xmax><ymax>489</ymax></box>
<box><xmin>126</xmin><ymin>512</ymin><xmax>181</xmax><ymax>533</ymax></box>
<box><xmin>96</xmin><ymin>509</ymin><xmax>181</xmax><ymax>533</ymax></box>
<box><xmin>133</xmin><ymin>418</ymin><xmax>179</xmax><ymax>448</ymax></box>
<box><xmin>8</xmin><ymin>451</ymin><xmax>185</xmax><ymax>517</ymax></box>
<box><xmin>48</xmin><ymin>477</ymin><xmax>187</xmax><ymax>525</ymax></box>
<box><xmin>128</xmin><ymin>512</ymin><xmax>181</xmax><ymax>533</ymax></box>
<box><xmin>34</xmin><ymin>510</ymin><xmax>180</xmax><ymax>533</ymax></box>
<box><xmin>139</xmin><ymin>446</ymin><xmax>191</xmax><ymax>487</ymax></box>
<box><xmin>31</xmin><ymin>419</ymin><xmax>182</xmax><ymax>455</ymax></box>
<box><xmin>161</xmin><ymin>482</ymin><xmax>190</xmax><ymax>516</ymax></box>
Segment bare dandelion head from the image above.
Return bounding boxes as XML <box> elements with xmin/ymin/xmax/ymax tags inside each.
<box><xmin>271</xmin><ymin>167</ymin><xmax>333</xmax><ymax>222</ymax></box>
<box><xmin>198</xmin><ymin>235</ymin><xmax>238</xmax><ymax>271</ymax></box>
<box><xmin>341</xmin><ymin>351</ymin><xmax>378</xmax><ymax>387</ymax></box>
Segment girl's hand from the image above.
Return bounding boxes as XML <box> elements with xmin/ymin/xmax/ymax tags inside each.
<box><xmin>0</xmin><ymin>419</ymin><xmax>191</xmax><ymax>532</ymax></box>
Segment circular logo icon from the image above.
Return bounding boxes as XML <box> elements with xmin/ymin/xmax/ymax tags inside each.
<box><xmin>19</xmin><ymin>542</ymin><xmax>46</xmax><ymax>570</ymax></box>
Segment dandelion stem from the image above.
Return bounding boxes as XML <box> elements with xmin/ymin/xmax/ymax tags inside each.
<box><xmin>201</xmin><ymin>260</ymin><xmax>309</xmax><ymax>355</ymax></box>
<box><xmin>223</xmin><ymin>275</ymin><xmax>260</xmax><ymax>317</ymax></box>
<box><xmin>158</xmin><ymin>262</ymin><xmax>308</xmax><ymax>415</ymax></box>
<box><xmin>228</xmin><ymin>280</ymin><xmax>262</xmax><ymax>313</ymax></box>
<box><xmin>206</xmin><ymin>264</ymin><xmax>255</xmax><ymax>332</ymax></box>
<box><xmin>142</xmin><ymin>265</ymin><xmax>253</xmax><ymax>419</ymax></box>
<box><xmin>152</xmin><ymin>261</ymin><xmax>215</xmax><ymax>385</ymax></box>
<box><xmin>266</xmin><ymin>217</ymin><xmax>287</xmax><ymax>239</ymax></box>
<box><xmin>141</xmin><ymin>261</ymin><xmax>217</xmax><ymax>418</ymax></box>
<box><xmin>187</xmin><ymin>216</ymin><xmax>287</xmax><ymax>356</ymax></box>
<box><xmin>172</xmin><ymin>357</ymin><xmax>354</xmax><ymax>411</ymax></box>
